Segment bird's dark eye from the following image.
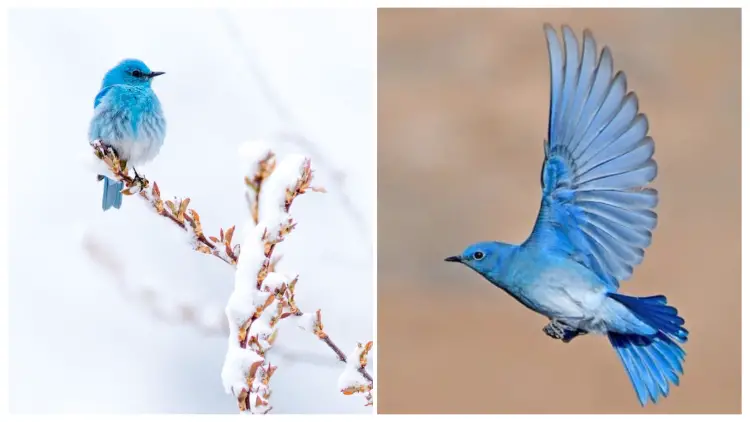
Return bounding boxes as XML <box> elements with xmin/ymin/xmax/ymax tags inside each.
<box><xmin>473</xmin><ymin>251</ymin><xmax>485</xmax><ymax>260</ymax></box>
<box><xmin>132</xmin><ymin>70</ymin><xmax>143</xmax><ymax>77</ymax></box>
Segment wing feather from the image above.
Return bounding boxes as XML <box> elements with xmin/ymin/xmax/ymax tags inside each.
<box><xmin>529</xmin><ymin>25</ymin><xmax>658</xmax><ymax>289</ymax></box>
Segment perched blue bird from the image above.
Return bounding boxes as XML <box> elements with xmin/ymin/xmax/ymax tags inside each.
<box><xmin>88</xmin><ymin>58</ymin><xmax>166</xmax><ymax>211</ymax></box>
<box><xmin>445</xmin><ymin>25</ymin><xmax>687</xmax><ymax>407</ymax></box>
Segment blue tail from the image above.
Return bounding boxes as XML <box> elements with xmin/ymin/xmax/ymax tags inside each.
<box><xmin>101</xmin><ymin>176</ymin><xmax>124</xmax><ymax>211</ymax></box>
<box><xmin>607</xmin><ymin>293</ymin><xmax>688</xmax><ymax>406</ymax></box>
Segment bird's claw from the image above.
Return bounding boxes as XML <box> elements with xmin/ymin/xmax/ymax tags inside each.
<box><xmin>132</xmin><ymin>168</ymin><xmax>147</xmax><ymax>189</ymax></box>
<box><xmin>99</xmin><ymin>143</ymin><xmax>116</xmax><ymax>157</ymax></box>
<box><xmin>543</xmin><ymin>320</ymin><xmax>586</xmax><ymax>343</ymax></box>
<box><xmin>543</xmin><ymin>321</ymin><xmax>566</xmax><ymax>340</ymax></box>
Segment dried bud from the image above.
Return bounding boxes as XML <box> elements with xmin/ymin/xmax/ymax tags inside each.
<box><xmin>238</xmin><ymin>389</ymin><xmax>249</xmax><ymax>412</ymax></box>
<box><xmin>359</xmin><ymin>341</ymin><xmax>373</xmax><ymax>368</ymax></box>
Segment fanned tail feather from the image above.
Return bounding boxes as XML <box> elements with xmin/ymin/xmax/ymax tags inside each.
<box><xmin>608</xmin><ymin>293</ymin><xmax>688</xmax><ymax>406</ymax></box>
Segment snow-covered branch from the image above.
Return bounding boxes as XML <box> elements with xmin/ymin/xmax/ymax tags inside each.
<box><xmin>222</xmin><ymin>142</ymin><xmax>372</xmax><ymax>412</ymax></box>
<box><xmin>92</xmin><ymin>141</ymin><xmax>240</xmax><ymax>266</ymax></box>
<box><xmin>339</xmin><ymin>341</ymin><xmax>374</xmax><ymax>406</ymax></box>
<box><xmin>91</xmin><ymin>140</ymin><xmax>373</xmax><ymax>412</ymax></box>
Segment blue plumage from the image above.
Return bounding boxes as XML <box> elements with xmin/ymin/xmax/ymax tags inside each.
<box><xmin>445</xmin><ymin>25</ymin><xmax>687</xmax><ymax>407</ymax></box>
<box><xmin>88</xmin><ymin>58</ymin><xmax>166</xmax><ymax>211</ymax></box>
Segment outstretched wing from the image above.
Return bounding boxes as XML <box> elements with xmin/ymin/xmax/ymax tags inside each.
<box><xmin>527</xmin><ymin>25</ymin><xmax>658</xmax><ymax>290</ymax></box>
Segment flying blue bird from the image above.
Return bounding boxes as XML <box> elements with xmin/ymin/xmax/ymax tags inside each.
<box><xmin>445</xmin><ymin>25</ymin><xmax>687</xmax><ymax>407</ymax></box>
<box><xmin>88</xmin><ymin>59</ymin><xmax>166</xmax><ymax>211</ymax></box>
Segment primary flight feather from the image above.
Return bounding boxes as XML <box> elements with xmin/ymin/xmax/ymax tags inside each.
<box><xmin>445</xmin><ymin>25</ymin><xmax>687</xmax><ymax>407</ymax></box>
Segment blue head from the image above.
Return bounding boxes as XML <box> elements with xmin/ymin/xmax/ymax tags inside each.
<box><xmin>445</xmin><ymin>241</ymin><xmax>517</xmax><ymax>287</ymax></box>
<box><xmin>101</xmin><ymin>59</ymin><xmax>164</xmax><ymax>88</ymax></box>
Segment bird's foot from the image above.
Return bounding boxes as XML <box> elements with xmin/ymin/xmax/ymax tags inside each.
<box><xmin>98</xmin><ymin>143</ymin><xmax>117</xmax><ymax>158</ymax></box>
<box><xmin>131</xmin><ymin>168</ymin><xmax>148</xmax><ymax>190</ymax></box>
<box><xmin>543</xmin><ymin>320</ymin><xmax>587</xmax><ymax>343</ymax></box>
<box><xmin>543</xmin><ymin>321</ymin><xmax>567</xmax><ymax>340</ymax></box>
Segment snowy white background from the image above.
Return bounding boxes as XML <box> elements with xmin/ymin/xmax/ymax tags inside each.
<box><xmin>8</xmin><ymin>8</ymin><xmax>374</xmax><ymax>413</ymax></box>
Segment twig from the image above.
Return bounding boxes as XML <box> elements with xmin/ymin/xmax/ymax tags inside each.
<box><xmin>302</xmin><ymin>309</ymin><xmax>373</xmax><ymax>384</ymax></box>
<box><xmin>338</xmin><ymin>341</ymin><xmax>374</xmax><ymax>406</ymax></box>
<box><xmin>244</xmin><ymin>150</ymin><xmax>276</xmax><ymax>225</ymax></box>
<box><xmin>92</xmin><ymin>141</ymin><xmax>239</xmax><ymax>265</ymax></box>
<box><xmin>323</xmin><ymin>335</ymin><xmax>373</xmax><ymax>383</ymax></box>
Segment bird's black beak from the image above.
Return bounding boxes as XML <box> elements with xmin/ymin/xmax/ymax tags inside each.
<box><xmin>444</xmin><ymin>255</ymin><xmax>462</xmax><ymax>263</ymax></box>
<box><xmin>147</xmin><ymin>71</ymin><xmax>165</xmax><ymax>78</ymax></box>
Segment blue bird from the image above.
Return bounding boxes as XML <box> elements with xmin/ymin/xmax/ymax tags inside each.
<box><xmin>445</xmin><ymin>25</ymin><xmax>687</xmax><ymax>407</ymax></box>
<box><xmin>88</xmin><ymin>58</ymin><xmax>166</xmax><ymax>211</ymax></box>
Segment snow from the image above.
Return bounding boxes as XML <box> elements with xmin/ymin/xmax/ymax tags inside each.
<box><xmin>262</xmin><ymin>272</ymin><xmax>292</xmax><ymax>292</ymax></box>
<box><xmin>260</xmin><ymin>155</ymin><xmax>308</xmax><ymax>212</ymax></box>
<box><xmin>221</xmin><ymin>346</ymin><xmax>265</xmax><ymax>396</ymax></box>
<box><xmin>238</xmin><ymin>140</ymin><xmax>273</xmax><ymax>180</ymax></box>
<box><xmin>9</xmin><ymin>8</ymin><xmax>373</xmax><ymax>414</ymax></box>
<box><xmin>225</xmin><ymin>285</ymin><xmax>257</xmax><ymax>328</ymax></box>
<box><xmin>78</xmin><ymin>147</ymin><xmax>113</xmax><ymax>177</ymax></box>
<box><xmin>234</xmin><ymin>224</ymin><xmax>267</xmax><ymax>293</ymax></box>
<box><xmin>221</xmin><ymin>145</ymin><xmax>329</xmax><ymax>413</ymax></box>
<box><xmin>337</xmin><ymin>343</ymin><xmax>373</xmax><ymax>403</ymax></box>
<box><xmin>296</xmin><ymin>312</ymin><xmax>318</xmax><ymax>333</ymax></box>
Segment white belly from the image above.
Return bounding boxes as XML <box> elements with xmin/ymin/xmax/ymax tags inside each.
<box><xmin>107</xmin><ymin>136</ymin><xmax>161</xmax><ymax>166</ymax></box>
<box><xmin>524</xmin><ymin>267</ymin><xmax>612</xmax><ymax>334</ymax></box>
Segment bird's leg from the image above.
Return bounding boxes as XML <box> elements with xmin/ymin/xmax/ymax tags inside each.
<box><xmin>560</xmin><ymin>327</ymin><xmax>587</xmax><ymax>343</ymax></box>
<box><xmin>543</xmin><ymin>319</ymin><xmax>587</xmax><ymax>343</ymax></box>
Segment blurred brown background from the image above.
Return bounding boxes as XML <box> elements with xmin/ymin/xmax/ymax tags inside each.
<box><xmin>377</xmin><ymin>8</ymin><xmax>740</xmax><ymax>414</ymax></box>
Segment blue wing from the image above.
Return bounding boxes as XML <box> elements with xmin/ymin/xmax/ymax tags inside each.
<box><xmin>94</xmin><ymin>86</ymin><xmax>112</xmax><ymax>108</ymax></box>
<box><xmin>526</xmin><ymin>25</ymin><xmax>658</xmax><ymax>290</ymax></box>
